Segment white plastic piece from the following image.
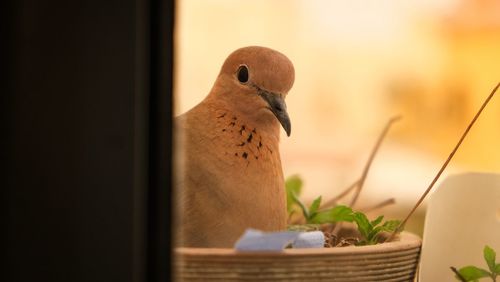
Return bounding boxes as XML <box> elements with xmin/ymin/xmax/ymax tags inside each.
<box><xmin>292</xmin><ymin>231</ymin><xmax>325</xmax><ymax>248</ymax></box>
<box><xmin>234</xmin><ymin>229</ymin><xmax>299</xmax><ymax>251</ymax></box>
<box><xmin>419</xmin><ymin>172</ymin><xmax>500</xmax><ymax>281</ymax></box>
<box><xmin>234</xmin><ymin>229</ymin><xmax>326</xmax><ymax>251</ymax></box>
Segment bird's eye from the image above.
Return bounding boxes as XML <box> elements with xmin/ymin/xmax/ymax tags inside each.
<box><xmin>237</xmin><ymin>65</ymin><xmax>249</xmax><ymax>84</ymax></box>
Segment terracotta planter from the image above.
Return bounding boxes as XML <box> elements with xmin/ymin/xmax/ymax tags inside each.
<box><xmin>175</xmin><ymin>231</ymin><xmax>421</xmax><ymax>281</ymax></box>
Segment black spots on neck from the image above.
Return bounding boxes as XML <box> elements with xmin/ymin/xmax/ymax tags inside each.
<box><xmin>230</xmin><ymin>117</ymin><xmax>237</xmax><ymax>126</ymax></box>
<box><xmin>219</xmin><ymin>118</ymin><xmax>265</xmax><ymax>164</ymax></box>
<box><xmin>239</xmin><ymin>125</ymin><xmax>246</xmax><ymax>135</ymax></box>
<box><xmin>235</xmin><ymin>132</ymin><xmax>256</xmax><ymax>147</ymax></box>
<box><xmin>234</xmin><ymin>125</ymin><xmax>254</xmax><ymax>146</ymax></box>
<box><xmin>233</xmin><ymin>131</ymin><xmax>266</xmax><ymax>164</ymax></box>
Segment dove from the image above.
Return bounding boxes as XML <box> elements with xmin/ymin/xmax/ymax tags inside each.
<box><xmin>175</xmin><ymin>46</ymin><xmax>295</xmax><ymax>248</ymax></box>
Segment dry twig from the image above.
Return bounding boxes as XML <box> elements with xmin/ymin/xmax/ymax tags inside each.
<box><xmin>387</xmin><ymin>82</ymin><xmax>500</xmax><ymax>242</ymax></box>
<box><xmin>319</xmin><ymin>179</ymin><xmax>359</xmax><ymax>210</ymax></box>
<box><xmin>349</xmin><ymin>116</ymin><xmax>401</xmax><ymax>208</ymax></box>
<box><xmin>363</xmin><ymin>198</ymin><xmax>396</xmax><ymax>213</ymax></box>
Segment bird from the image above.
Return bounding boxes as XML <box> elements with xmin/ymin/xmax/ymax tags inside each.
<box><xmin>175</xmin><ymin>46</ymin><xmax>295</xmax><ymax>248</ymax></box>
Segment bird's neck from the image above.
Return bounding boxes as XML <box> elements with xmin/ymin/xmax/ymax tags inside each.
<box><xmin>180</xmin><ymin>101</ymin><xmax>280</xmax><ymax>173</ymax></box>
<box><xmin>209</xmin><ymin>91</ymin><xmax>281</xmax><ymax>134</ymax></box>
<box><xmin>204</xmin><ymin>98</ymin><xmax>281</xmax><ymax>145</ymax></box>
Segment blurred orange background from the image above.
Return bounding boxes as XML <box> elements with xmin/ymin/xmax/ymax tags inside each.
<box><xmin>174</xmin><ymin>0</ymin><xmax>500</xmax><ymax>234</ymax></box>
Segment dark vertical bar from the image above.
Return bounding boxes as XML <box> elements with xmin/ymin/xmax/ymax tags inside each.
<box><xmin>148</xmin><ymin>0</ymin><xmax>175</xmax><ymax>281</ymax></box>
<box><xmin>0</xmin><ymin>0</ymin><xmax>175</xmax><ymax>281</ymax></box>
<box><xmin>1</xmin><ymin>0</ymin><xmax>176</xmax><ymax>280</ymax></box>
<box><xmin>0</xmin><ymin>1</ymin><xmax>14</xmax><ymax>278</ymax></box>
<box><xmin>133</xmin><ymin>0</ymin><xmax>150</xmax><ymax>281</ymax></box>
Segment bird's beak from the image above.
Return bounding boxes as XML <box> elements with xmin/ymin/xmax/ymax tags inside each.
<box><xmin>258</xmin><ymin>90</ymin><xmax>291</xmax><ymax>137</ymax></box>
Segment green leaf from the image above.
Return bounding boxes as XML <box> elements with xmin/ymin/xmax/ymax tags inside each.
<box><xmin>483</xmin><ymin>245</ymin><xmax>496</xmax><ymax>273</ymax></box>
<box><xmin>290</xmin><ymin>190</ymin><xmax>309</xmax><ymax>220</ymax></box>
<box><xmin>370</xmin><ymin>215</ymin><xmax>384</xmax><ymax>227</ymax></box>
<box><xmin>309</xmin><ymin>205</ymin><xmax>353</xmax><ymax>224</ymax></box>
<box><xmin>458</xmin><ymin>266</ymin><xmax>491</xmax><ymax>281</ymax></box>
<box><xmin>309</xmin><ymin>210</ymin><xmax>331</xmax><ymax>224</ymax></box>
<box><xmin>495</xmin><ymin>263</ymin><xmax>500</xmax><ymax>275</ymax></box>
<box><xmin>308</xmin><ymin>196</ymin><xmax>322</xmax><ymax>217</ymax></box>
<box><xmin>352</xmin><ymin>212</ymin><xmax>372</xmax><ymax>240</ymax></box>
<box><xmin>379</xmin><ymin>220</ymin><xmax>401</xmax><ymax>233</ymax></box>
<box><xmin>285</xmin><ymin>175</ymin><xmax>303</xmax><ymax>213</ymax></box>
<box><xmin>368</xmin><ymin>219</ymin><xmax>401</xmax><ymax>243</ymax></box>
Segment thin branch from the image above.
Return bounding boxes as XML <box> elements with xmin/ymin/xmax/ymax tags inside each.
<box><xmin>327</xmin><ymin>117</ymin><xmax>400</xmax><ymax>236</ymax></box>
<box><xmin>388</xmin><ymin>82</ymin><xmax>500</xmax><ymax>242</ymax></box>
<box><xmin>319</xmin><ymin>179</ymin><xmax>359</xmax><ymax>210</ymax></box>
<box><xmin>349</xmin><ymin>116</ymin><xmax>401</xmax><ymax>208</ymax></box>
<box><xmin>363</xmin><ymin>198</ymin><xmax>396</xmax><ymax>213</ymax></box>
<box><xmin>330</xmin><ymin>221</ymin><xmax>342</xmax><ymax>236</ymax></box>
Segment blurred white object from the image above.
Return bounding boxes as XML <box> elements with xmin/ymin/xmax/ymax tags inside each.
<box><xmin>234</xmin><ymin>229</ymin><xmax>299</xmax><ymax>251</ymax></box>
<box><xmin>292</xmin><ymin>231</ymin><xmax>325</xmax><ymax>248</ymax></box>
<box><xmin>234</xmin><ymin>229</ymin><xmax>325</xmax><ymax>251</ymax></box>
<box><xmin>419</xmin><ymin>172</ymin><xmax>500</xmax><ymax>281</ymax></box>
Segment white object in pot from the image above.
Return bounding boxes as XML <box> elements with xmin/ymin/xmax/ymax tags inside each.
<box><xmin>419</xmin><ymin>172</ymin><xmax>500</xmax><ymax>282</ymax></box>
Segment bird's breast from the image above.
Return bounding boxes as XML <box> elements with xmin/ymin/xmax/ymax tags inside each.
<box><xmin>210</xmin><ymin>109</ymin><xmax>281</xmax><ymax>170</ymax></box>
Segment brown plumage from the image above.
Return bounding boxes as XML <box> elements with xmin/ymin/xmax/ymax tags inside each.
<box><xmin>175</xmin><ymin>46</ymin><xmax>295</xmax><ymax>247</ymax></box>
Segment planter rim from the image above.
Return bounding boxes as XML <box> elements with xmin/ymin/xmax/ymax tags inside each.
<box><xmin>176</xmin><ymin>231</ymin><xmax>421</xmax><ymax>257</ymax></box>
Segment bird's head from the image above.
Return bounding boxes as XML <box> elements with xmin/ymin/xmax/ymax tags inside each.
<box><xmin>212</xmin><ymin>46</ymin><xmax>295</xmax><ymax>137</ymax></box>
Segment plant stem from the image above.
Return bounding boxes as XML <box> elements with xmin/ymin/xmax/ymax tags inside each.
<box><xmin>320</xmin><ymin>179</ymin><xmax>359</xmax><ymax>210</ymax></box>
<box><xmin>327</xmin><ymin>117</ymin><xmax>399</xmax><ymax>235</ymax></box>
<box><xmin>450</xmin><ymin>266</ymin><xmax>467</xmax><ymax>282</ymax></box>
<box><xmin>291</xmin><ymin>191</ymin><xmax>309</xmax><ymax>220</ymax></box>
<box><xmin>349</xmin><ymin>116</ymin><xmax>401</xmax><ymax>208</ymax></box>
<box><xmin>387</xmin><ymin>82</ymin><xmax>500</xmax><ymax>242</ymax></box>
